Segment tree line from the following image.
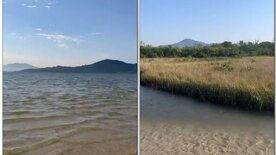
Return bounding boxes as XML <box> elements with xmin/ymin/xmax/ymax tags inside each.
<box><xmin>141</xmin><ymin>41</ymin><xmax>275</xmax><ymax>58</ymax></box>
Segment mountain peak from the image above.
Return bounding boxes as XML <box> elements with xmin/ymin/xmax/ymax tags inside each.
<box><xmin>170</xmin><ymin>38</ymin><xmax>208</xmax><ymax>48</ymax></box>
<box><xmin>181</xmin><ymin>38</ymin><xmax>194</xmax><ymax>41</ymax></box>
<box><xmin>97</xmin><ymin>59</ymin><xmax>123</xmax><ymax>63</ymax></box>
<box><xmin>92</xmin><ymin>59</ymin><xmax>127</xmax><ymax>65</ymax></box>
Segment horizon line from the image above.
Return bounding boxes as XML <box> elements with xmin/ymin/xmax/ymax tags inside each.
<box><xmin>4</xmin><ymin>59</ymin><xmax>138</xmax><ymax>68</ymax></box>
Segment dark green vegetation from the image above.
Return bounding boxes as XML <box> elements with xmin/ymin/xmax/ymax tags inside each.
<box><xmin>21</xmin><ymin>59</ymin><xmax>137</xmax><ymax>73</ymax></box>
<box><xmin>141</xmin><ymin>41</ymin><xmax>274</xmax><ymax>58</ymax></box>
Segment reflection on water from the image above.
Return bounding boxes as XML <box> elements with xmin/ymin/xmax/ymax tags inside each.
<box><xmin>141</xmin><ymin>86</ymin><xmax>274</xmax><ymax>155</ymax></box>
<box><xmin>4</xmin><ymin>72</ymin><xmax>137</xmax><ymax>155</ymax></box>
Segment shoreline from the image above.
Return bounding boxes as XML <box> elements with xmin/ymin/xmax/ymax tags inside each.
<box><xmin>141</xmin><ymin>86</ymin><xmax>274</xmax><ymax>155</ymax></box>
<box><xmin>141</xmin><ymin>57</ymin><xmax>274</xmax><ymax>113</ymax></box>
<box><xmin>141</xmin><ymin>79</ymin><xmax>274</xmax><ymax>113</ymax></box>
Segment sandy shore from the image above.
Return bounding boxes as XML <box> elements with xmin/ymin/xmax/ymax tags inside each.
<box><xmin>141</xmin><ymin>122</ymin><xmax>274</xmax><ymax>155</ymax></box>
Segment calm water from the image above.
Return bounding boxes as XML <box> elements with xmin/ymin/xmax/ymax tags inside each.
<box><xmin>141</xmin><ymin>86</ymin><xmax>274</xmax><ymax>155</ymax></box>
<box><xmin>4</xmin><ymin>72</ymin><xmax>137</xmax><ymax>155</ymax></box>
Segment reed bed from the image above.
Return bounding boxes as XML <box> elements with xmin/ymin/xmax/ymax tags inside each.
<box><xmin>141</xmin><ymin>57</ymin><xmax>274</xmax><ymax>112</ymax></box>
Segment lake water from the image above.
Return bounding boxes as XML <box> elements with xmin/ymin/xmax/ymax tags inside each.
<box><xmin>4</xmin><ymin>72</ymin><xmax>137</xmax><ymax>155</ymax></box>
<box><xmin>141</xmin><ymin>86</ymin><xmax>274</xmax><ymax>155</ymax></box>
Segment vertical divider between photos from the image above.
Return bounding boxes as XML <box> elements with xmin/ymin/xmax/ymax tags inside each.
<box><xmin>274</xmin><ymin>0</ymin><xmax>276</xmax><ymax>147</ymax></box>
<box><xmin>0</xmin><ymin>0</ymin><xmax>3</xmax><ymax>154</ymax></box>
<box><xmin>137</xmin><ymin>0</ymin><xmax>140</xmax><ymax>154</ymax></box>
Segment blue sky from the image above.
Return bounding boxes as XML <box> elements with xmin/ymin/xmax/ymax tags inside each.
<box><xmin>141</xmin><ymin>0</ymin><xmax>274</xmax><ymax>46</ymax></box>
<box><xmin>4</xmin><ymin>0</ymin><xmax>137</xmax><ymax>67</ymax></box>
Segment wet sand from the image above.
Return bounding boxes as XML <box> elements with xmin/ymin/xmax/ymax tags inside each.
<box><xmin>141</xmin><ymin>86</ymin><xmax>274</xmax><ymax>155</ymax></box>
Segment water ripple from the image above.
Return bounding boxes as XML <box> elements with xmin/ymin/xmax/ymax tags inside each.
<box><xmin>4</xmin><ymin>72</ymin><xmax>137</xmax><ymax>155</ymax></box>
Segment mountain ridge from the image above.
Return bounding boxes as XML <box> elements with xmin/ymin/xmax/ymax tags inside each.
<box><xmin>21</xmin><ymin>59</ymin><xmax>137</xmax><ymax>73</ymax></box>
<box><xmin>4</xmin><ymin>63</ymin><xmax>37</xmax><ymax>72</ymax></box>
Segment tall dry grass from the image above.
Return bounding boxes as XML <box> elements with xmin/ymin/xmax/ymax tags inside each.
<box><xmin>141</xmin><ymin>57</ymin><xmax>274</xmax><ymax>112</ymax></box>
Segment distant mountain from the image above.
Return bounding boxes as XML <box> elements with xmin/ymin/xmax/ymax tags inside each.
<box><xmin>4</xmin><ymin>63</ymin><xmax>37</xmax><ymax>72</ymax></box>
<box><xmin>21</xmin><ymin>59</ymin><xmax>137</xmax><ymax>73</ymax></box>
<box><xmin>169</xmin><ymin>39</ymin><xmax>208</xmax><ymax>48</ymax></box>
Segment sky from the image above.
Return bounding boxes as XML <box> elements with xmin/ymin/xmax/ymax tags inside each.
<box><xmin>141</xmin><ymin>0</ymin><xmax>274</xmax><ymax>46</ymax></box>
<box><xmin>3</xmin><ymin>0</ymin><xmax>137</xmax><ymax>67</ymax></box>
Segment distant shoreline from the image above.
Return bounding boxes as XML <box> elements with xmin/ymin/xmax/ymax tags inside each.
<box><xmin>4</xmin><ymin>59</ymin><xmax>137</xmax><ymax>74</ymax></box>
<box><xmin>4</xmin><ymin>72</ymin><xmax>137</xmax><ymax>74</ymax></box>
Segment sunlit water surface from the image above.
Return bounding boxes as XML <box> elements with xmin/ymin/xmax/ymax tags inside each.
<box><xmin>141</xmin><ymin>86</ymin><xmax>274</xmax><ymax>155</ymax></box>
<box><xmin>4</xmin><ymin>72</ymin><xmax>137</xmax><ymax>155</ymax></box>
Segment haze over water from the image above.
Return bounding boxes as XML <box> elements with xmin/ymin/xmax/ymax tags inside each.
<box><xmin>4</xmin><ymin>72</ymin><xmax>137</xmax><ymax>155</ymax></box>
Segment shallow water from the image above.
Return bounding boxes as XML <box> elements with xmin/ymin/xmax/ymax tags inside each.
<box><xmin>4</xmin><ymin>72</ymin><xmax>137</xmax><ymax>155</ymax></box>
<box><xmin>141</xmin><ymin>86</ymin><xmax>274</xmax><ymax>155</ymax></box>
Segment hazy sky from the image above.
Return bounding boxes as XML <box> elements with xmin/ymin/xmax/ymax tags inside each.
<box><xmin>4</xmin><ymin>0</ymin><xmax>137</xmax><ymax>67</ymax></box>
<box><xmin>141</xmin><ymin>0</ymin><xmax>274</xmax><ymax>46</ymax></box>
